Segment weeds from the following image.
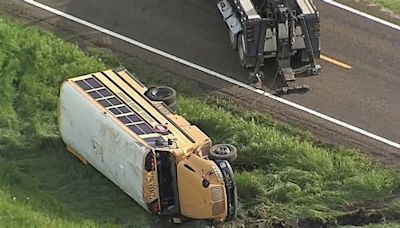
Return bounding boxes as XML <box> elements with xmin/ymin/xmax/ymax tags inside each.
<box><xmin>0</xmin><ymin>16</ymin><xmax>399</xmax><ymax>227</ymax></box>
<box><xmin>179</xmin><ymin>96</ymin><xmax>400</xmax><ymax>222</ymax></box>
<box><xmin>371</xmin><ymin>0</ymin><xmax>400</xmax><ymax>13</ymax></box>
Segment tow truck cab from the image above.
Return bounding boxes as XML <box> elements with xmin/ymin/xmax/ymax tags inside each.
<box><xmin>58</xmin><ymin>68</ymin><xmax>237</xmax><ymax>222</ymax></box>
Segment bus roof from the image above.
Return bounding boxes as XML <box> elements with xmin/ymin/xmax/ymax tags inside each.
<box><xmin>70</xmin><ymin>69</ymin><xmax>196</xmax><ymax>150</ymax></box>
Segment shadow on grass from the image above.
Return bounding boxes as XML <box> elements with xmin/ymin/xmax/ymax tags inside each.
<box><xmin>1</xmin><ymin>136</ymin><xmax>153</xmax><ymax>227</ymax></box>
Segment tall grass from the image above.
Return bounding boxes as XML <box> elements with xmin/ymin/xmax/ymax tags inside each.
<box><xmin>178</xmin><ymin>97</ymin><xmax>400</xmax><ymax>221</ymax></box>
<box><xmin>0</xmin><ymin>16</ymin><xmax>399</xmax><ymax>227</ymax></box>
<box><xmin>0</xmin><ymin>17</ymin><xmax>106</xmax><ymax>148</ymax></box>
<box><xmin>0</xmin><ymin>17</ymin><xmax>150</xmax><ymax>227</ymax></box>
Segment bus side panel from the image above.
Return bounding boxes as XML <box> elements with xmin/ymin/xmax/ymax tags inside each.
<box><xmin>59</xmin><ymin>82</ymin><xmax>148</xmax><ymax>210</ymax></box>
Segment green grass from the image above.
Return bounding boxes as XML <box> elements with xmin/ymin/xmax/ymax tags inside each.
<box><xmin>346</xmin><ymin>0</ymin><xmax>400</xmax><ymax>14</ymax></box>
<box><xmin>0</xmin><ymin>161</ymin><xmax>97</xmax><ymax>228</ymax></box>
<box><xmin>0</xmin><ymin>17</ymin><xmax>150</xmax><ymax>228</ymax></box>
<box><xmin>0</xmin><ymin>16</ymin><xmax>399</xmax><ymax>227</ymax></box>
<box><xmin>371</xmin><ymin>0</ymin><xmax>400</xmax><ymax>14</ymax></box>
<box><xmin>178</xmin><ymin>97</ymin><xmax>399</xmax><ymax>222</ymax></box>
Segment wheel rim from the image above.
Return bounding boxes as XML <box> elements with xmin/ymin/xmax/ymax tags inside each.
<box><xmin>151</xmin><ymin>87</ymin><xmax>173</xmax><ymax>99</ymax></box>
<box><xmin>214</xmin><ymin>145</ymin><xmax>231</xmax><ymax>155</ymax></box>
<box><xmin>238</xmin><ymin>35</ymin><xmax>245</xmax><ymax>64</ymax></box>
<box><xmin>229</xmin><ymin>30</ymin><xmax>236</xmax><ymax>48</ymax></box>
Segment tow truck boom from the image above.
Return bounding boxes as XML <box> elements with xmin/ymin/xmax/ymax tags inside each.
<box><xmin>218</xmin><ymin>0</ymin><xmax>322</xmax><ymax>94</ymax></box>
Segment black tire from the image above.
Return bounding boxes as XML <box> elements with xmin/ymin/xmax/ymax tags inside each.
<box><xmin>209</xmin><ymin>144</ymin><xmax>237</xmax><ymax>163</ymax></box>
<box><xmin>145</xmin><ymin>86</ymin><xmax>177</xmax><ymax>106</ymax></box>
<box><xmin>237</xmin><ymin>33</ymin><xmax>247</xmax><ymax>68</ymax></box>
<box><xmin>229</xmin><ymin>29</ymin><xmax>238</xmax><ymax>51</ymax></box>
<box><xmin>167</xmin><ymin>100</ymin><xmax>178</xmax><ymax>114</ymax></box>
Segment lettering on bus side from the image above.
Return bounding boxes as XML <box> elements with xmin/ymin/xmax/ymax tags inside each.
<box><xmin>154</xmin><ymin>102</ymin><xmax>171</xmax><ymax>115</ymax></box>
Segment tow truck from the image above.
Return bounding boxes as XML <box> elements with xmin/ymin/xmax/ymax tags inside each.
<box><xmin>218</xmin><ymin>0</ymin><xmax>322</xmax><ymax>94</ymax></box>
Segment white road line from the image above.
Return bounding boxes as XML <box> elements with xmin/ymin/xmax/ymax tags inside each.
<box><xmin>24</xmin><ymin>0</ymin><xmax>400</xmax><ymax>150</ymax></box>
<box><xmin>322</xmin><ymin>0</ymin><xmax>400</xmax><ymax>31</ymax></box>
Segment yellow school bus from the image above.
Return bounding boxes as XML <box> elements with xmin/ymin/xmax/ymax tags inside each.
<box><xmin>57</xmin><ymin>68</ymin><xmax>238</xmax><ymax>222</ymax></box>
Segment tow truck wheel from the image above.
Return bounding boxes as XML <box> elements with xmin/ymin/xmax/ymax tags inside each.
<box><xmin>237</xmin><ymin>33</ymin><xmax>247</xmax><ymax>68</ymax></box>
<box><xmin>145</xmin><ymin>86</ymin><xmax>177</xmax><ymax>113</ymax></box>
<box><xmin>209</xmin><ymin>144</ymin><xmax>237</xmax><ymax>163</ymax></box>
<box><xmin>229</xmin><ymin>29</ymin><xmax>237</xmax><ymax>51</ymax></box>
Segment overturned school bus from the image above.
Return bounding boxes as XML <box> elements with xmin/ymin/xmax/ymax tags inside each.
<box><xmin>58</xmin><ymin>68</ymin><xmax>238</xmax><ymax>222</ymax></box>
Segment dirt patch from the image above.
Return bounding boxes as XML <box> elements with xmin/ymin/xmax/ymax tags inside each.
<box><xmin>223</xmin><ymin>208</ymin><xmax>388</xmax><ymax>227</ymax></box>
<box><xmin>337</xmin><ymin>209</ymin><xmax>385</xmax><ymax>226</ymax></box>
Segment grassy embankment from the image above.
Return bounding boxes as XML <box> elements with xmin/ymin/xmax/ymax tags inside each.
<box><xmin>370</xmin><ymin>0</ymin><xmax>400</xmax><ymax>13</ymax></box>
<box><xmin>0</xmin><ymin>17</ymin><xmax>399</xmax><ymax>227</ymax></box>
<box><xmin>340</xmin><ymin>0</ymin><xmax>400</xmax><ymax>15</ymax></box>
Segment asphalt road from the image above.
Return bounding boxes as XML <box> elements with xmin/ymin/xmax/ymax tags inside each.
<box><xmin>19</xmin><ymin>0</ymin><xmax>400</xmax><ymax>159</ymax></box>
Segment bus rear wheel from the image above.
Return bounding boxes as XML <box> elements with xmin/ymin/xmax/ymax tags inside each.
<box><xmin>145</xmin><ymin>86</ymin><xmax>177</xmax><ymax>113</ymax></box>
